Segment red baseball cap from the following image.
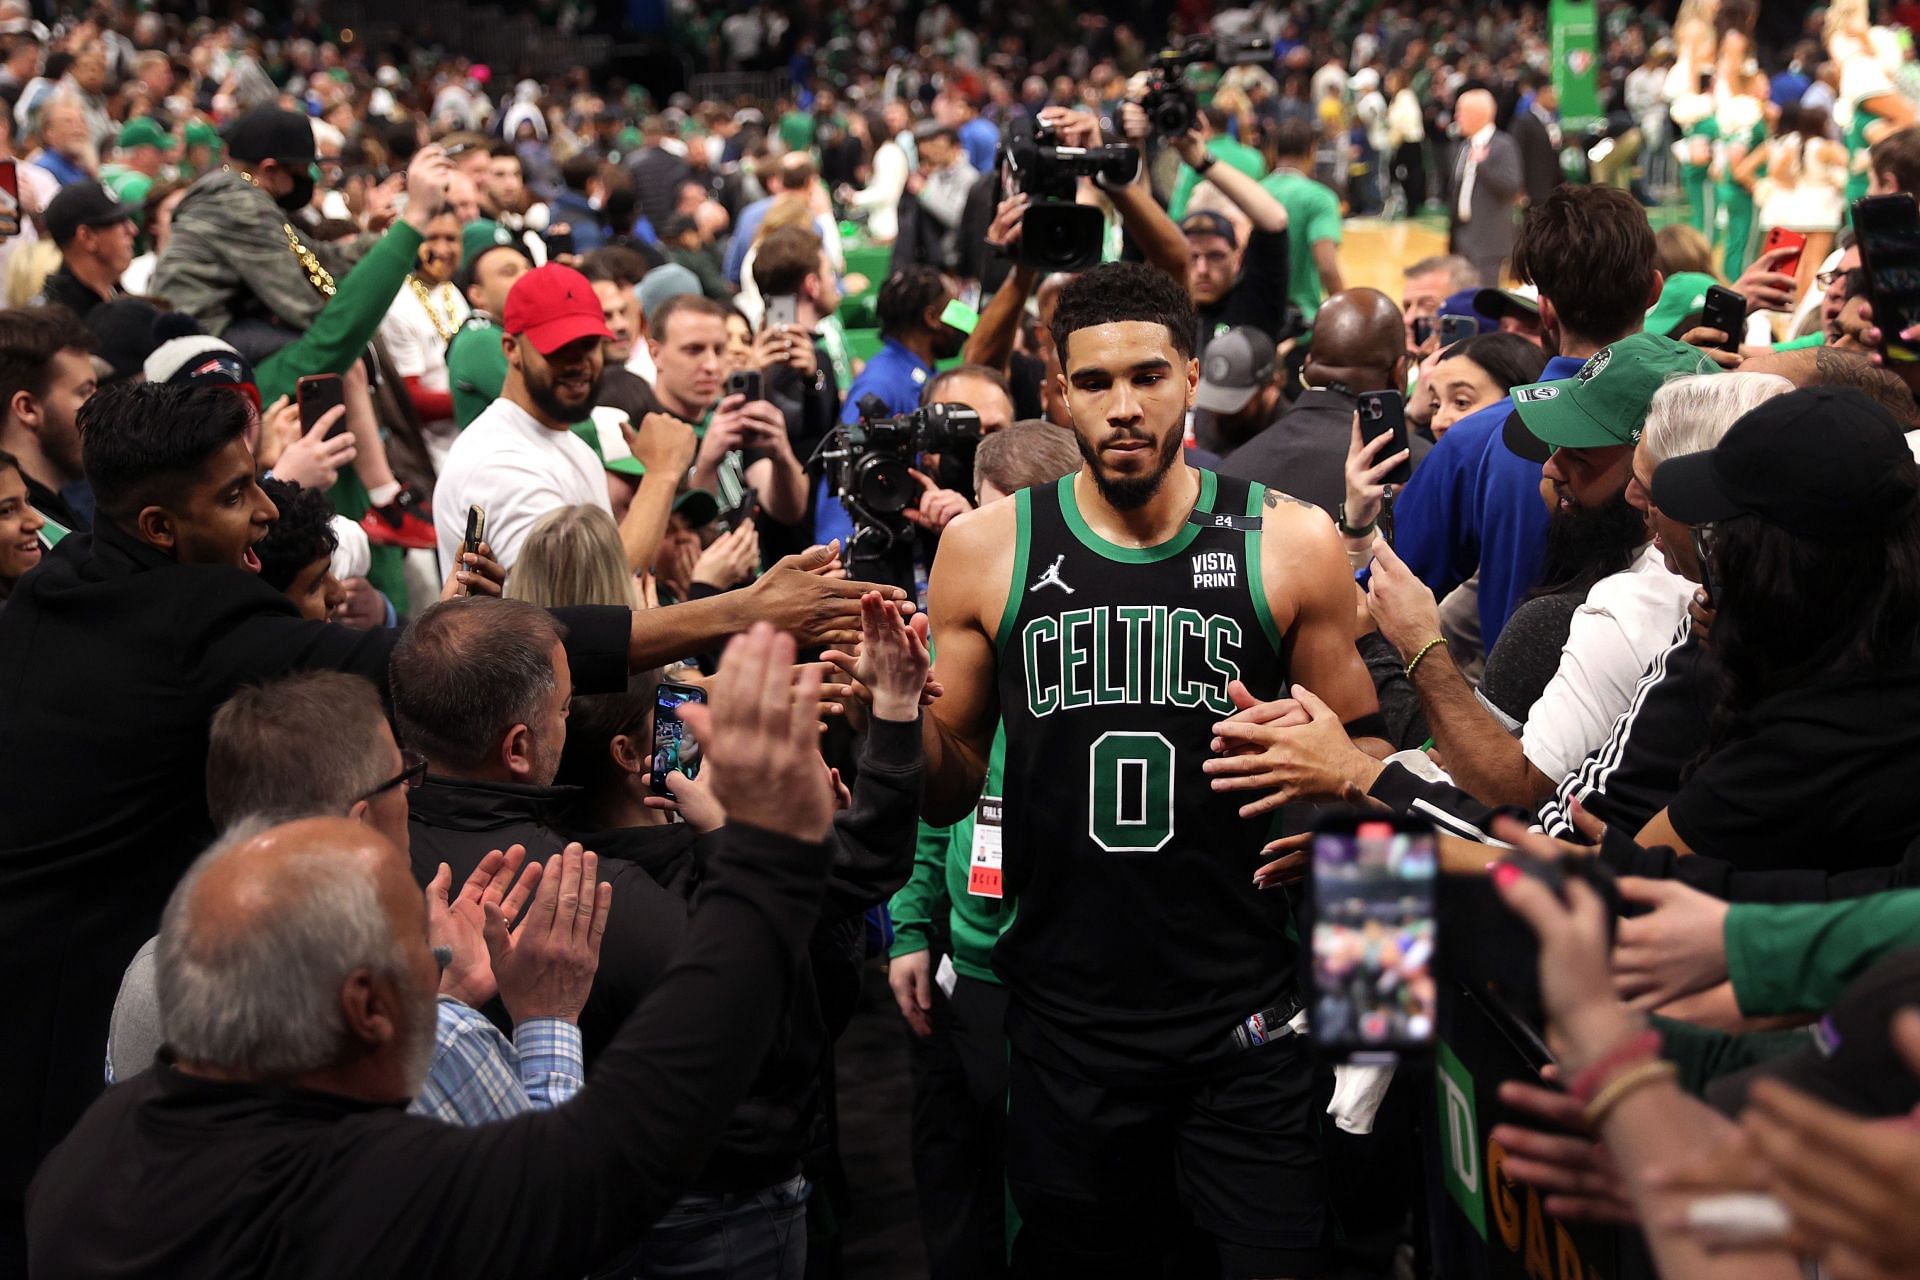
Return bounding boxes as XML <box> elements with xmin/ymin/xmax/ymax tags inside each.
<box><xmin>502</xmin><ymin>263</ymin><xmax>614</xmax><ymax>356</ymax></box>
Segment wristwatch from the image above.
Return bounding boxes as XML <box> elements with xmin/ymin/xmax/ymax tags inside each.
<box><xmin>1194</xmin><ymin>152</ymin><xmax>1217</xmax><ymax>174</ymax></box>
<box><xmin>1336</xmin><ymin>503</ymin><xmax>1377</xmax><ymax>538</ymax></box>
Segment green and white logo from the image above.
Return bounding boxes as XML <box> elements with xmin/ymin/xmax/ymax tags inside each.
<box><xmin>1437</xmin><ymin>1040</ymin><xmax>1487</xmax><ymax>1241</ymax></box>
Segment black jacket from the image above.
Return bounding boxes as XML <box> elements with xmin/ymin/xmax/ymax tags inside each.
<box><xmin>26</xmin><ymin>825</ymin><xmax>832</xmax><ymax>1279</ymax></box>
<box><xmin>0</xmin><ymin>519</ymin><xmax>632</xmax><ymax>1227</ymax></box>
<box><xmin>1510</xmin><ymin>107</ymin><xmax>1563</xmax><ymax>209</ymax></box>
<box><xmin>1217</xmin><ymin>388</ymin><xmax>1432</xmax><ymax>518</ymax></box>
<box><xmin>408</xmin><ymin>716</ymin><xmax>924</xmax><ymax>1194</ymax></box>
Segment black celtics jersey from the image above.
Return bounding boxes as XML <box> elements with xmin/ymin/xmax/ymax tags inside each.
<box><xmin>992</xmin><ymin>469</ymin><xmax>1295</xmax><ymax>1078</ymax></box>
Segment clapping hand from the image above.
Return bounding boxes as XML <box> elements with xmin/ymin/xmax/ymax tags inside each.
<box><xmin>819</xmin><ymin>591</ymin><xmax>933</xmax><ymax>726</ymax></box>
<box><xmin>483</xmin><ymin>842</ymin><xmax>610</xmax><ymax>1025</ymax></box>
<box><xmin>426</xmin><ymin>846</ymin><xmax>542</xmax><ymax>1008</ymax></box>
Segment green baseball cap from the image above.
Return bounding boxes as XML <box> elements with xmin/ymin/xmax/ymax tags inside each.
<box><xmin>1504</xmin><ymin>332</ymin><xmax>1722</xmax><ymax>464</ymax></box>
<box><xmin>1643</xmin><ymin>271</ymin><xmax>1719</xmax><ymax>338</ymax></box>
<box><xmin>571</xmin><ymin>406</ymin><xmax>648</xmax><ymax>477</ymax></box>
<box><xmin>101</xmin><ymin>169</ymin><xmax>153</xmax><ymax>208</ymax></box>
<box><xmin>116</xmin><ymin>116</ymin><xmax>169</xmax><ymax>151</ymax></box>
<box><xmin>183</xmin><ymin>118</ymin><xmax>223</xmax><ymax>151</ymax></box>
<box><xmin>460</xmin><ymin>218</ymin><xmax>531</xmax><ymax>275</ymax></box>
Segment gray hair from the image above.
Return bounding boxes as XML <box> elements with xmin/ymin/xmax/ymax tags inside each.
<box><xmin>206</xmin><ymin>672</ymin><xmax>393</xmax><ymax>832</ymax></box>
<box><xmin>1642</xmin><ymin>372</ymin><xmax>1794</xmax><ymax>467</ymax></box>
<box><xmin>389</xmin><ymin>596</ymin><xmax>566</xmax><ymax>773</ymax></box>
<box><xmin>1404</xmin><ymin>254</ymin><xmax>1480</xmax><ymax>293</ymax></box>
<box><xmin>155</xmin><ymin>820</ymin><xmax>407</xmax><ymax>1078</ymax></box>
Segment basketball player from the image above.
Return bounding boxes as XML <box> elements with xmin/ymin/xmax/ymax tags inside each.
<box><xmin>922</xmin><ymin>261</ymin><xmax>1388</xmax><ymax>1277</ymax></box>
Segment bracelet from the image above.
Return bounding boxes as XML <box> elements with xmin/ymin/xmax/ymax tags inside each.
<box><xmin>1336</xmin><ymin>502</ymin><xmax>1377</xmax><ymax>538</ymax></box>
<box><xmin>1567</xmin><ymin>1027</ymin><xmax>1661</xmax><ymax>1105</ymax></box>
<box><xmin>1403</xmin><ymin>636</ymin><xmax>1448</xmax><ymax>679</ymax></box>
<box><xmin>1582</xmin><ymin>1059</ymin><xmax>1678</xmax><ymax>1129</ymax></box>
<box><xmin>1194</xmin><ymin>152</ymin><xmax>1217</xmax><ymax>174</ymax></box>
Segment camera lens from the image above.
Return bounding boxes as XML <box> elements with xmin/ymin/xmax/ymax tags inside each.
<box><xmin>855</xmin><ymin>455</ymin><xmax>915</xmax><ymax>514</ymax></box>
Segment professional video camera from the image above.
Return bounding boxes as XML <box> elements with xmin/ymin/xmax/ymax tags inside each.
<box><xmin>998</xmin><ymin>115</ymin><xmax>1139</xmax><ymax>272</ymax></box>
<box><xmin>1138</xmin><ymin>34</ymin><xmax>1276</xmax><ymax>138</ymax></box>
<box><xmin>810</xmin><ymin>395</ymin><xmax>984</xmax><ymax>590</ymax></box>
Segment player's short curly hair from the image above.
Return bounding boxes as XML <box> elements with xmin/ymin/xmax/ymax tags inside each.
<box><xmin>1047</xmin><ymin>261</ymin><xmax>1196</xmax><ymax>367</ymax></box>
<box><xmin>255</xmin><ymin>477</ymin><xmax>338</xmax><ymax>593</ymax></box>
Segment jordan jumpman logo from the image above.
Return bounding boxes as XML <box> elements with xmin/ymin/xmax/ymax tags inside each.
<box><xmin>1032</xmin><ymin>554</ymin><xmax>1074</xmax><ymax>594</ymax></box>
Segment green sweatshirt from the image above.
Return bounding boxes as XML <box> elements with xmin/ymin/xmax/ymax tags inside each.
<box><xmin>251</xmin><ymin>220</ymin><xmax>425</xmax><ymax>610</ymax></box>
<box><xmin>1726</xmin><ymin>892</ymin><xmax>1920</xmax><ymax>1017</ymax></box>
<box><xmin>889</xmin><ymin>724</ymin><xmax>1009</xmax><ymax>983</ymax></box>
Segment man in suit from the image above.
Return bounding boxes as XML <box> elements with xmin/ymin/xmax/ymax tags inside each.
<box><xmin>1448</xmin><ymin>89</ymin><xmax>1523</xmax><ymax>286</ymax></box>
<box><xmin>1511</xmin><ymin>77</ymin><xmax>1564</xmax><ymax>209</ymax></box>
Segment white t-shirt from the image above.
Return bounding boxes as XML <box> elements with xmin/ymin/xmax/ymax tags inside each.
<box><xmin>432</xmin><ymin>397</ymin><xmax>610</xmax><ymax>573</ymax></box>
<box><xmin>1516</xmin><ymin>542</ymin><xmax>1693</xmax><ymax>784</ymax></box>
<box><xmin>380</xmin><ymin>278</ymin><xmax>470</xmax><ymax>397</ymax></box>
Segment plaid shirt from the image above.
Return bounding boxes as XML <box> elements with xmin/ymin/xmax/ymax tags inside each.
<box><xmin>409</xmin><ymin>997</ymin><xmax>584</xmax><ymax>1126</ymax></box>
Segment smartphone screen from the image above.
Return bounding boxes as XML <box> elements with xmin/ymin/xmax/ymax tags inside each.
<box><xmin>1357</xmin><ymin>389</ymin><xmax>1411</xmax><ymax>486</ymax></box>
<box><xmin>1310</xmin><ymin>815</ymin><xmax>1438</xmax><ymax>1064</ymax></box>
<box><xmin>461</xmin><ymin>504</ymin><xmax>486</xmax><ymax>560</ymax></box>
<box><xmin>297</xmin><ymin>373</ymin><xmax>347</xmax><ymax>439</ymax></box>
<box><xmin>650</xmin><ymin>682</ymin><xmax>707</xmax><ymax>794</ymax></box>
<box><xmin>764</xmin><ymin>294</ymin><xmax>799</xmax><ymax>330</ymax></box>
<box><xmin>1854</xmin><ymin>195</ymin><xmax>1920</xmax><ymax>363</ymax></box>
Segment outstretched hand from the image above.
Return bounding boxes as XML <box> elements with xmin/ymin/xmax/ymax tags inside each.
<box><xmin>1203</xmin><ymin>685</ymin><xmax>1383</xmax><ymax>816</ymax></box>
<box><xmin>483</xmin><ymin>842</ymin><xmax>610</xmax><ymax>1025</ymax></box>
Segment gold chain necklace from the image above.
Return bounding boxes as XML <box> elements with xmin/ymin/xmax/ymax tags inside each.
<box><xmin>408</xmin><ymin>275</ymin><xmax>460</xmax><ymax>342</ymax></box>
<box><xmin>231</xmin><ymin>167</ymin><xmax>336</xmax><ymax>297</ymax></box>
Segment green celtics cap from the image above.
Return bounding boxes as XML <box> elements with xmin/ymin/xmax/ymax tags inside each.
<box><xmin>1643</xmin><ymin>271</ymin><xmax>1719</xmax><ymax>338</ymax></box>
<box><xmin>116</xmin><ymin>116</ymin><xmax>169</xmax><ymax>151</ymax></box>
<box><xmin>1504</xmin><ymin>333</ymin><xmax>1722</xmax><ymax>465</ymax></box>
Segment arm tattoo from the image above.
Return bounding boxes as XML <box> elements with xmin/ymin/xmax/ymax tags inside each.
<box><xmin>1263</xmin><ymin>487</ymin><xmax>1319</xmax><ymax>513</ymax></box>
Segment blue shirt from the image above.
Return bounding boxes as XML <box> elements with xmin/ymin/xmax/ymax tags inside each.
<box><xmin>34</xmin><ymin>149</ymin><xmax>89</xmax><ymax>187</ymax></box>
<box><xmin>959</xmin><ymin>116</ymin><xmax>1001</xmax><ymax>175</ymax></box>
<box><xmin>814</xmin><ymin>337</ymin><xmax>934</xmax><ymax>548</ymax></box>
<box><xmin>723</xmin><ymin>196</ymin><xmax>775</xmax><ymax>285</ymax></box>
<box><xmin>409</xmin><ymin>998</ymin><xmax>585</xmax><ymax>1126</ymax></box>
<box><xmin>1391</xmin><ymin>353</ymin><xmax>1578</xmax><ymax>648</ymax></box>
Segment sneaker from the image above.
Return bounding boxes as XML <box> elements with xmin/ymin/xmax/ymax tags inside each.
<box><xmin>362</xmin><ymin>489</ymin><xmax>436</xmax><ymax>551</ymax></box>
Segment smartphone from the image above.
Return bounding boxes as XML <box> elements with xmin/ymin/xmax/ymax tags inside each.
<box><xmin>1411</xmin><ymin>315</ymin><xmax>1434</xmax><ymax>348</ymax></box>
<box><xmin>544</xmin><ymin>226</ymin><xmax>575</xmax><ymax>257</ymax></box>
<box><xmin>764</xmin><ymin>294</ymin><xmax>799</xmax><ymax>330</ymax></box>
<box><xmin>296</xmin><ymin>372</ymin><xmax>347</xmax><ymax>439</ymax></box>
<box><xmin>461</xmin><ymin>504</ymin><xmax>486</xmax><ymax>562</ymax></box>
<box><xmin>1357</xmin><ymin>389</ymin><xmax>1412</xmax><ymax>486</ymax></box>
<box><xmin>650</xmin><ymin>681</ymin><xmax>707</xmax><ymax>794</ymax></box>
<box><xmin>1308</xmin><ymin>812</ymin><xmax>1439</xmax><ymax>1065</ymax></box>
<box><xmin>1762</xmin><ymin>226</ymin><xmax>1807</xmax><ymax>280</ymax></box>
<box><xmin>1700</xmin><ymin>284</ymin><xmax>1746</xmax><ymax>351</ymax></box>
<box><xmin>1438</xmin><ymin>314</ymin><xmax>1478</xmax><ymax>348</ymax></box>
<box><xmin>720</xmin><ymin>484</ymin><xmax>758</xmax><ymax>532</ymax></box>
<box><xmin>1853</xmin><ymin>194</ymin><xmax>1920</xmax><ymax>363</ymax></box>
<box><xmin>725</xmin><ymin>368</ymin><xmax>763</xmax><ymax>403</ymax></box>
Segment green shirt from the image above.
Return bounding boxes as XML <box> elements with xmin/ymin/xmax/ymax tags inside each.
<box><xmin>777</xmin><ymin>110</ymin><xmax>817</xmax><ymax>154</ymax></box>
<box><xmin>889</xmin><ymin>724</ymin><xmax>1009</xmax><ymax>983</ymax></box>
<box><xmin>1259</xmin><ymin>167</ymin><xmax>1344</xmax><ymax>326</ymax></box>
<box><xmin>1726</xmin><ymin>892</ymin><xmax>1920</xmax><ymax>1017</ymax></box>
<box><xmin>1167</xmin><ymin>136</ymin><xmax>1270</xmax><ymax>222</ymax></box>
<box><xmin>447</xmin><ymin>314</ymin><xmax>509</xmax><ymax>429</ymax></box>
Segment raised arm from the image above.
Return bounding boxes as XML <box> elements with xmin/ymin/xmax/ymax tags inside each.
<box><xmin>616</xmin><ymin>414</ymin><xmax>698</xmax><ymax>574</ymax></box>
<box><xmin>920</xmin><ymin>499</ymin><xmax>1015</xmax><ymax>825</ymax></box>
<box><xmin>1169</xmin><ymin>126</ymin><xmax>1288</xmax><ymax>234</ymax></box>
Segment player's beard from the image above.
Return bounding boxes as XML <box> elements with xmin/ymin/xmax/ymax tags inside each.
<box><xmin>1077</xmin><ymin>422</ymin><xmax>1185</xmax><ymax>511</ymax></box>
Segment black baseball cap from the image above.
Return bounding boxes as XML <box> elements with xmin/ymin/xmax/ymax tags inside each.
<box><xmin>1706</xmin><ymin>946</ymin><xmax>1920</xmax><ymax>1119</ymax></box>
<box><xmin>1181</xmin><ymin>211</ymin><xmax>1239</xmax><ymax>250</ymax></box>
<box><xmin>1651</xmin><ymin>387</ymin><xmax>1919</xmax><ymax>540</ymax></box>
<box><xmin>223</xmin><ymin>105</ymin><xmax>316</xmax><ymax>165</ymax></box>
<box><xmin>44</xmin><ymin>180</ymin><xmax>137</xmax><ymax>246</ymax></box>
<box><xmin>83</xmin><ymin>298</ymin><xmax>163</xmax><ymax>381</ymax></box>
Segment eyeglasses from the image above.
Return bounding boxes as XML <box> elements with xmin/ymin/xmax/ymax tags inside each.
<box><xmin>1816</xmin><ymin>270</ymin><xmax>1841</xmax><ymax>288</ymax></box>
<box><xmin>358</xmin><ymin>750</ymin><xmax>428</xmax><ymax>803</ymax></box>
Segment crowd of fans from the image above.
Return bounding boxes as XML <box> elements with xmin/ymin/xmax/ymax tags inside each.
<box><xmin>5</xmin><ymin>1</ymin><xmax>1920</xmax><ymax>1278</ymax></box>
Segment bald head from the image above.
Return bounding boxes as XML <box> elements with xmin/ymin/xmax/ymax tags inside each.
<box><xmin>1456</xmin><ymin>90</ymin><xmax>1496</xmax><ymax>135</ymax></box>
<box><xmin>1306</xmin><ymin>288</ymin><xmax>1408</xmax><ymax>392</ymax></box>
<box><xmin>157</xmin><ymin>817</ymin><xmax>435</xmax><ymax>1093</ymax></box>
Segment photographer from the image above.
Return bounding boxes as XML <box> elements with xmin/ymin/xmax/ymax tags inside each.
<box><xmin>1119</xmin><ymin>100</ymin><xmax>1293</xmax><ymax>357</ymax></box>
<box><xmin>961</xmin><ymin>107</ymin><xmax>1189</xmax><ymax>422</ymax></box>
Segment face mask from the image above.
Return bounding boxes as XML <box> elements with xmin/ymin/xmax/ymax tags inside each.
<box><xmin>277</xmin><ymin>169</ymin><xmax>315</xmax><ymax>212</ymax></box>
